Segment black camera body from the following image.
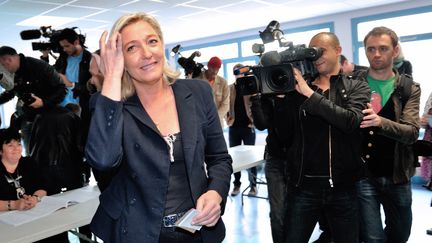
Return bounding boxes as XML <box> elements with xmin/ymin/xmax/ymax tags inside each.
<box><xmin>178</xmin><ymin>55</ymin><xmax>203</xmax><ymax>78</ymax></box>
<box><xmin>20</xmin><ymin>93</ymin><xmax>36</xmax><ymax>106</ymax></box>
<box><xmin>236</xmin><ymin>45</ymin><xmax>322</xmax><ymax>96</ymax></box>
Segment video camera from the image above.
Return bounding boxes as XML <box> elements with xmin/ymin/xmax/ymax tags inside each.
<box><xmin>20</xmin><ymin>26</ymin><xmax>84</xmax><ymax>53</ymax></box>
<box><xmin>171</xmin><ymin>44</ymin><xmax>203</xmax><ymax>78</ymax></box>
<box><xmin>236</xmin><ymin>20</ymin><xmax>323</xmax><ymax>95</ymax></box>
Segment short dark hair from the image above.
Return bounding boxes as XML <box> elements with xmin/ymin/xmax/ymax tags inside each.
<box><xmin>363</xmin><ymin>26</ymin><xmax>399</xmax><ymax>48</ymax></box>
<box><xmin>0</xmin><ymin>46</ymin><xmax>17</xmax><ymax>57</ymax></box>
<box><xmin>340</xmin><ymin>54</ymin><xmax>347</xmax><ymax>64</ymax></box>
<box><xmin>58</xmin><ymin>28</ymin><xmax>79</xmax><ymax>44</ymax></box>
<box><xmin>0</xmin><ymin>128</ymin><xmax>21</xmax><ymax>148</ymax></box>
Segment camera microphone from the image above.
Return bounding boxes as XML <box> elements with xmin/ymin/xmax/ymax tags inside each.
<box><xmin>233</xmin><ymin>66</ymin><xmax>252</xmax><ymax>75</ymax></box>
<box><xmin>20</xmin><ymin>29</ymin><xmax>42</xmax><ymax>40</ymax></box>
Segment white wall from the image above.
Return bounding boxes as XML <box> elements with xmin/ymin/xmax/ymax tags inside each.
<box><xmin>172</xmin><ymin>0</ymin><xmax>431</xmax><ymax>63</ymax></box>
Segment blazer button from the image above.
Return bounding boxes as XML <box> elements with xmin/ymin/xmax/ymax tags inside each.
<box><xmin>130</xmin><ymin>198</ymin><xmax>136</xmax><ymax>205</ymax></box>
<box><xmin>134</xmin><ymin>143</ymin><xmax>140</xmax><ymax>149</ymax></box>
<box><xmin>110</xmin><ymin>109</ymin><xmax>115</xmax><ymax>114</ymax></box>
<box><xmin>369</xmin><ymin>131</ymin><xmax>374</xmax><ymax>135</ymax></box>
<box><xmin>365</xmin><ymin>154</ymin><xmax>370</xmax><ymax>159</ymax></box>
<box><xmin>368</xmin><ymin>143</ymin><xmax>372</xmax><ymax>147</ymax></box>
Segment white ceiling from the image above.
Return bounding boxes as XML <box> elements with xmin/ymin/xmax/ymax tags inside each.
<box><xmin>0</xmin><ymin>0</ymin><xmax>410</xmax><ymax>52</ymax></box>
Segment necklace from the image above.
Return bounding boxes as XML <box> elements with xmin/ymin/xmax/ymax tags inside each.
<box><xmin>163</xmin><ymin>133</ymin><xmax>177</xmax><ymax>163</ymax></box>
<box><xmin>5</xmin><ymin>169</ymin><xmax>25</xmax><ymax>198</ymax></box>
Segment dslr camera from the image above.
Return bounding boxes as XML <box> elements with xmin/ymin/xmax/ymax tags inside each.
<box><xmin>236</xmin><ymin>20</ymin><xmax>322</xmax><ymax>96</ymax></box>
<box><xmin>171</xmin><ymin>44</ymin><xmax>204</xmax><ymax>78</ymax></box>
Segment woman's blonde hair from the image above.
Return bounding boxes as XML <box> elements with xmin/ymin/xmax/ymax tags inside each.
<box><xmin>110</xmin><ymin>12</ymin><xmax>180</xmax><ymax>99</ymax></box>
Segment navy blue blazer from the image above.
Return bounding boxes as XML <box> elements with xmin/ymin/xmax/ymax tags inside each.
<box><xmin>85</xmin><ymin>79</ymin><xmax>233</xmax><ymax>243</ymax></box>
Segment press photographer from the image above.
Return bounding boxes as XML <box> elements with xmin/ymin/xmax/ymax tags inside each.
<box><xmin>0</xmin><ymin>46</ymin><xmax>67</xmax><ymax>154</ymax></box>
<box><xmin>281</xmin><ymin>32</ymin><xmax>370</xmax><ymax>242</ymax></box>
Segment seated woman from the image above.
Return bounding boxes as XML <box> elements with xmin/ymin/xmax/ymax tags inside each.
<box><xmin>0</xmin><ymin>128</ymin><xmax>46</xmax><ymax>211</ymax></box>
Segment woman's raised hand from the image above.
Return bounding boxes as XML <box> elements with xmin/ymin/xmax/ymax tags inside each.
<box><xmin>99</xmin><ymin>31</ymin><xmax>124</xmax><ymax>101</ymax></box>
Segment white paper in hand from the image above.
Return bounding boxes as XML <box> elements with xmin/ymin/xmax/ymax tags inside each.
<box><xmin>174</xmin><ymin>208</ymin><xmax>202</xmax><ymax>233</ymax></box>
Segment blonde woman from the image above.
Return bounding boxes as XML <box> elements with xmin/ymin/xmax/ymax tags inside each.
<box><xmin>85</xmin><ymin>12</ymin><xmax>232</xmax><ymax>243</ymax></box>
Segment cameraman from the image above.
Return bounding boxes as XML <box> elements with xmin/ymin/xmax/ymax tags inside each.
<box><xmin>250</xmin><ymin>91</ymin><xmax>292</xmax><ymax>243</ymax></box>
<box><xmin>0</xmin><ymin>46</ymin><xmax>66</xmax><ymax>153</ymax></box>
<box><xmin>227</xmin><ymin>64</ymin><xmax>256</xmax><ymax>197</ymax></box>
<box><xmin>284</xmin><ymin>32</ymin><xmax>370</xmax><ymax>243</ymax></box>
<box><xmin>54</xmin><ymin>28</ymin><xmax>92</xmax><ymax>143</ymax></box>
<box><xmin>196</xmin><ymin>56</ymin><xmax>229</xmax><ymax>128</ymax></box>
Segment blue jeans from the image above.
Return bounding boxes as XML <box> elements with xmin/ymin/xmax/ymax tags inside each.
<box><xmin>229</xmin><ymin>127</ymin><xmax>256</xmax><ymax>187</ymax></box>
<box><xmin>356</xmin><ymin>177</ymin><xmax>412</xmax><ymax>243</ymax></box>
<box><xmin>286</xmin><ymin>184</ymin><xmax>359</xmax><ymax>243</ymax></box>
<box><xmin>265</xmin><ymin>154</ymin><xmax>288</xmax><ymax>243</ymax></box>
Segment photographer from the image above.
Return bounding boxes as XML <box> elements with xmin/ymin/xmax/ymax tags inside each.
<box><xmin>0</xmin><ymin>46</ymin><xmax>66</xmax><ymax>154</ymax></box>
<box><xmin>250</xmin><ymin>90</ymin><xmax>292</xmax><ymax>243</ymax></box>
<box><xmin>283</xmin><ymin>32</ymin><xmax>370</xmax><ymax>243</ymax></box>
<box><xmin>227</xmin><ymin>64</ymin><xmax>256</xmax><ymax>197</ymax></box>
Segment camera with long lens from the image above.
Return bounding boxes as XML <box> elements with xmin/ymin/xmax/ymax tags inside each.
<box><xmin>20</xmin><ymin>26</ymin><xmax>84</xmax><ymax>53</ymax></box>
<box><xmin>171</xmin><ymin>44</ymin><xmax>204</xmax><ymax>78</ymax></box>
<box><xmin>236</xmin><ymin>20</ymin><xmax>322</xmax><ymax>96</ymax></box>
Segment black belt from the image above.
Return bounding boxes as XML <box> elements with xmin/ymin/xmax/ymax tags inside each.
<box><xmin>162</xmin><ymin>211</ymin><xmax>187</xmax><ymax>227</ymax></box>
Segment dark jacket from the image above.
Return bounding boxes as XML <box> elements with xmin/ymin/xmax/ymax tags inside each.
<box><xmin>85</xmin><ymin>79</ymin><xmax>233</xmax><ymax>243</ymax></box>
<box><xmin>286</xmin><ymin>74</ymin><xmax>370</xmax><ymax>188</ymax></box>
<box><xmin>54</xmin><ymin>49</ymin><xmax>92</xmax><ymax>140</ymax></box>
<box><xmin>54</xmin><ymin>49</ymin><xmax>92</xmax><ymax>104</ymax></box>
<box><xmin>0</xmin><ymin>54</ymin><xmax>66</xmax><ymax>120</ymax></box>
<box><xmin>250</xmin><ymin>94</ymin><xmax>292</xmax><ymax>159</ymax></box>
<box><xmin>355</xmin><ymin>69</ymin><xmax>420</xmax><ymax>183</ymax></box>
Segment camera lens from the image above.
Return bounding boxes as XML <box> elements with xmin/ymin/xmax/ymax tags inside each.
<box><xmin>267</xmin><ymin>67</ymin><xmax>293</xmax><ymax>91</ymax></box>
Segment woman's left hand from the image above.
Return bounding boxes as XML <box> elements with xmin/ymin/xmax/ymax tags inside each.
<box><xmin>192</xmin><ymin>190</ymin><xmax>222</xmax><ymax>227</ymax></box>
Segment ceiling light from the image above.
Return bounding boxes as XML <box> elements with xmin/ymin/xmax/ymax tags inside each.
<box><xmin>16</xmin><ymin>16</ymin><xmax>78</xmax><ymax>28</ymax></box>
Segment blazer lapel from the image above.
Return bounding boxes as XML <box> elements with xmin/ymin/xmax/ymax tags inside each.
<box><xmin>173</xmin><ymin>82</ymin><xmax>197</xmax><ymax>173</ymax></box>
<box><xmin>124</xmin><ymin>94</ymin><xmax>160</xmax><ymax>134</ymax></box>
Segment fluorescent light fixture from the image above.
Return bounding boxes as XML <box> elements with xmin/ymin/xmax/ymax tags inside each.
<box><xmin>16</xmin><ymin>16</ymin><xmax>78</xmax><ymax>28</ymax></box>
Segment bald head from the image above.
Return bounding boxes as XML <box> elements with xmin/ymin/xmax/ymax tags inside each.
<box><xmin>308</xmin><ymin>32</ymin><xmax>342</xmax><ymax>76</ymax></box>
<box><xmin>309</xmin><ymin>32</ymin><xmax>340</xmax><ymax>49</ymax></box>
